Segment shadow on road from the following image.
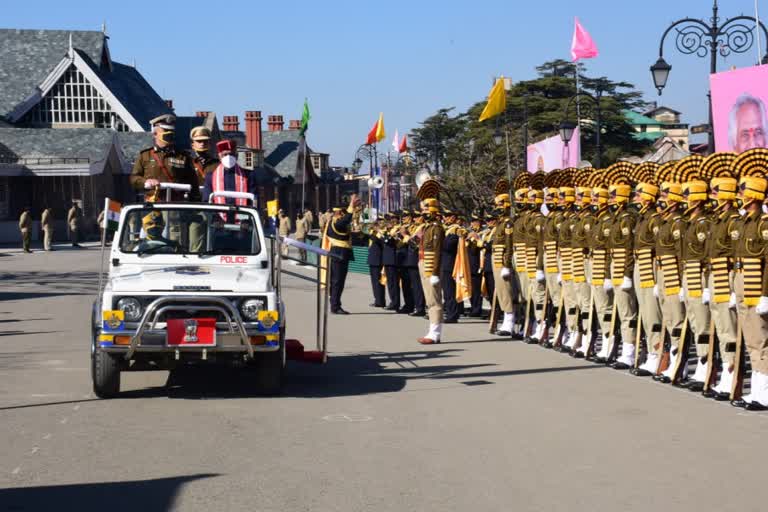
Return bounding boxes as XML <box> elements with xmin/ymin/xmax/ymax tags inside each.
<box><xmin>0</xmin><ymin>473</ymin><xmax>218</xmax><ymax>512</ymax></box>
<box><xmin>0</xmin><ymin>270</ymin><xmax>98</xmax><ymax>300</ymax></box>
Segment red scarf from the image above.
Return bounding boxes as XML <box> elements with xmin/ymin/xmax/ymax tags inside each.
<box><xmin>212</xmin><ymin>163</ymin><xmax>248</xmax><ymax>205</ymax></box>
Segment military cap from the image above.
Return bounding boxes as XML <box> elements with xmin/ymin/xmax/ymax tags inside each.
<box><xmin>190</xmin><ymin>126</ymin><xmax>211</xmax><ymax>141</ymax></box>
<box><xmin>149</xmin><ymin>114</ymin><xmax>176</xmax><ymax>130</ymax></box>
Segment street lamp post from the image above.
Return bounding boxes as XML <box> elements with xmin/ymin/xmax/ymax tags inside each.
<box><xmin>559</xmin><ymin>89</ymin><xmax>602</xmax><ymax>168</ymax></box>
<box><xmin>651</xmin><ymin>0</ymin><xmax>768</xmax><ymax>152</ymax></box>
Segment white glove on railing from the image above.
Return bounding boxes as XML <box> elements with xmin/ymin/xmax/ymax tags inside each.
<box><xmin>729</xmin><ymin>292</ymin><xmax>737</xmax><ymax>309</ymax></box>
<box><xmin>557</xmin><ymin>273</ymin><xmax>563</xmax><ymax>284</ymax></box>
<box><xmin>653</xmin><ymin>284</ymin><xmax>660</xmax><ymax>298</ymax></box>
<box><xmin>678</xmin><ymin>288</ymin><xmax>686</xmax><ymax>303</ymax></box>
<box><xmin>620</xmin><ymin>277</ymin><xmax>633</xmax><ymax>290</ymax></box>
<box><xmin>501</xmin><ymin>267</ymin><xmax>511</xmax><ymax>280</ymax></box>
<box><xmin>429</xmin><ymin>275</ymin><xmax>440</xmax><ymax>286</ymax></box>
<box><xmin>757</xmin><ymin>296</ymin><xmax>768</xmax><ymax>315</ymax></box>
<box><xmin>536</xmin><ymin>270</ymin><xmax>546</xmax><ymax>282</ymax></box>
<box><xmin>702</xmin><ymin>287</ymin><xmax>711</xmax><ymax>305</ymax></box>
<box><xmin>603</xmin><ymin>279</ymin><xmax>613</xmax><ymax>292</ymax></box>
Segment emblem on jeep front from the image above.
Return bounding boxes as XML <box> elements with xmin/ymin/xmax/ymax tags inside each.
<box><xmin>184</xmin><ymin>319</ymin><xmax>199</xmax><ymax>342</ymax></box>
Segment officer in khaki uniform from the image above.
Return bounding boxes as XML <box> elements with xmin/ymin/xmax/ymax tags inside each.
<box><xmin>652</xmin><ymin>182</ymin><xmax>688</xmax><ymax>382</ymax></box>
<box><xmin>18</xmin><ymin>206</ymin><xmax>32</xmax><ymax>253</ymax></box>
<box><xmin>525</xmin><ymin>188</ymin><xmax>547</xmax><ymax>343</ymax></box>
<box><xmin>569</xmin><ymin>186</ymin><xmax>594</xmax><ymax>355</ymax></box>
<box><xmin>491</xmin><ymin>181</ymin><xmax>517</xmax><ymax>337</ymax></box>
<box><xmin>512</xmin><ymin>188</ymin><xmax>530</xmax><ymax>336</ymax></box>
<box><xmin>130</xmin><ymin>114</ymin><xmax>201</xmax><ymax>202</ymax></box>
<box><xmin>278</xmin><ymin>209</ymin><xmax>292</xmax><ymax>257</ymax></box>
<box><xmin>586</xmin><ymin>184</ymin><xmax>615</xmax><ymax>360</ymax></box>
<box><xmin>41</xmin><ymin>206</ymin><xmax>54</xmax><ymax>251</ymax></box>
<box><xmin>703</xmin><ymin>176</ymin><xmax>741</xmax><ymax>400</ymax></box>
<box><xmin>189</xmin><ymin>126</ymin><xmax>219</xmax><ymax>182</ymax></box>
<box><xmin>416</xmin><ymin>180</ymin><xmax>445</xmax><ymax>344</ymax></box>
<box><xmin>540</xmin><ymin>188</ymin><xmax>563</xmax><ymax>348</ymax></box>
<box><xmin>556</xmin><ymin>187</ymin><xmax>578</xmax><ymax>351</ymax></box>
<box><xmin>731</xmin><ymin>169</ymin><xmax>768</xmax><ymax>410</ymax></box>
<box><xmin>679</xmin><ymin>180</ymin><xmax>713</xmax><ymax>390</ymax></box>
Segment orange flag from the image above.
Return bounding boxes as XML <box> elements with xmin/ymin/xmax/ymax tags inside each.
<box><xmin>453</xmin><ymin>236</ymin><xmax>472</xmax><ymax>302</ymax></box>
<box><xmin>366</xmin><ymin>113</ymin><xmax>386</xmax><ymax>145</ymax></box>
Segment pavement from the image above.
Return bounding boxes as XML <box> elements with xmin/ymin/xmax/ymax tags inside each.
<box><xmin>0</xmin><ymin>248</ymin><xmax>765</xmax><ymax>512</ymax></box>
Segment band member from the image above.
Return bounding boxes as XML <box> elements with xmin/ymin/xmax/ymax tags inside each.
<box><xmin>467</xmin><ymin>215</ymin><xmax>485</xmax><ymax>317</ymax></box>
<box><xmin>382</xmin><ymin>213</ymin><xmax>401</xmax><ymax>311</ymax></box>
<box><xmin>325</xmin><ymin>196</ymin><xmax>360</xmax><ymax>314</ymax></box>
<box><xmin>189</xmin><ymin>126</ymin><xmax>219</xmax><ymax>182</ymax></box>
<box><xmin>416</xmin><ymin>179</ymin><xmax>445</xmax><ymax>344</ymax></box>
<box><xmin>404</xmin><ymin>212</ymin><xmax>427</xmax><ymax>317</ymax></box>
<box><xmin>366</xmin><ymin>220</ymin><xmax>386</xmax><ymax>308</ymax></box>
<box><xmin>442</xmin><ymin>210</ymin><xmax>462</xmax><ymax>323</ymax></box>
<box><xmin>130</xmin><ymin>114</ymin><xmax>201</xmax><ymax>202</ymax></box>
<box><xmin>396</xmin><ymin>210</ymin><xmax>415</xmax><ymax>314</ymax></box>
<box><xmin>482</xmin><ymin>214</ymin><xmax>498</xmax><ymax>316</ymax></box>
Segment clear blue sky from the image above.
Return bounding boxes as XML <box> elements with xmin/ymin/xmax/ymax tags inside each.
<box><xmin>5</xmin><ymin>0</ymin><xmax>768</xmax><ymax>164</ymax></box>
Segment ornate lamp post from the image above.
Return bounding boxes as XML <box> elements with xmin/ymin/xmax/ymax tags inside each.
<box><xmin>651</xmin><ymin>0</ymin><xmax>768</xmax><ymax>152</ymax></box>
<box><xmin>559</xmin><ymin>89</ymin><xmax>603</xmax><ymax>168</ymax></box>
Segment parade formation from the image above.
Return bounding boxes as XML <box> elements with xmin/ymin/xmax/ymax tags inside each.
<box><xmin>343</xmin><ymin>149</ymin><xmax>768</xmax><ymax>412</ymax></box>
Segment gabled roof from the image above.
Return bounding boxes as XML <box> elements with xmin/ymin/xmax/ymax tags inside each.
<box><xmin>0</xmin><ymin>29</ymin><xmax>106</xmax><ymax>120</ymax></box>
<box><xmin>262</xmin><ymin>129</ymin><xmax>317</xmax><ymax>184</ymax></box>
<box><xmin>644</xmin><ymin>105</ymin><xmax>681</xmax><ymax>117</ymax></box>
<box><xmin>0</xmin><ymin>126</ymin><xmax>114</xmax><ymax>162</ymax></box>
<box><xmin>624</xmin><ymin>110</ymin><xmax>663</xmax><ymax>126</ymax></box>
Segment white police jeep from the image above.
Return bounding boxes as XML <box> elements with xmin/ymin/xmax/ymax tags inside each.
<box><xmin>92</xmin><ymin>190</ymin><xmax>285</xmax><ymax>398</ymax></box>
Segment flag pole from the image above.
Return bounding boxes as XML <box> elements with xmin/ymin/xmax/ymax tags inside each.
<box><xmin>756</xmin><ymin>0</ymin><xmax>763</xmax><ymax>63</ymax></box>
<box><xmin>301</xmin><ymin>135</ymin><xmax>306</xmax><ymax>216</ymax></box>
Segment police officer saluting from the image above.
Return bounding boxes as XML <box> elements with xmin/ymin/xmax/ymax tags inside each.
<box><xmin>326</xmin><ymin>195</ymin><xmax>361</xmax><ymax>314</ymax></box>
<box><xmin>130</xmin><ymin>114</ymin><xmax>201</xmax><ymax>202</ymax></box>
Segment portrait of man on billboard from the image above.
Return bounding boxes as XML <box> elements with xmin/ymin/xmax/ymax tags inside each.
<box><xmin>729</xmin><ymin>93</ymin><xmax>768</xmax><ymax>153</ymax></box>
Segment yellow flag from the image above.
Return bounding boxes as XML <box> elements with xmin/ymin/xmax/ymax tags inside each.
<box><xmin>478</xmin><ymin>77</ymin><xmax>507</xmax><ymax>122</ymax></box>
<box><xmin>267</xmin><ymin>199</ymin><xmax>279</xmax><ymax>218</ymax></box>
<box><xmin>375</xmin><ymin>112</ymin><xmax>386</xmax><ymax>142</ymax></box>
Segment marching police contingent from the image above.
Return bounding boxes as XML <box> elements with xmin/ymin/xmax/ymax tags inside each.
<box><xmin>344</xmin><ymin>148</ymin><xmax>768</xmax><ymax>412</ymax></box>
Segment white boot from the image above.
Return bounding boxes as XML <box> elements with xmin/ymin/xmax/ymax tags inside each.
<box><xmin>596</xmin><ymin>336</ymin><xmax>612</xmax><ymax>359</ymax></box>
<box><xmin>661</xmin><ymin>349</ymin><xmax>679</xmax><ymax>379</ymax></box>
<box><xmin>713</xmin><ymin>365</ymin><xmax>734</xmax><ymax>395</ymax></box>
<box><xmin>576</xmin><ymin>332</ymin><xmax>590</xmax><ymax>355</ymax></box>
<box><xmin>433</xmin><ymin>323</ymin><xmax>442</xmax><ymax>342</ymax></box>
<box><xmin>616</xmin><ymin>342</ymin><xmax>635</xmax><ymax>366</ymax></box>
<box><xmin>691</xmin><ymin>359</ymin><xmax>708</xmax><ymax>383</ymax></box>
<box><xmin>532</xmin><ymin>321</ymin><xmax>545</xmax><ymax>342</ymax></box>
<box><xmin>498</xmin><ymin>313</ymin><xmax>514</xmax><ymax>334</ymax></box>
<box><xmin>639</xmin><ymin>353</ymin><xmax>660</xmax><ymax>374</ymax></box>
<box><xmin>423</xmin><ymin>323</ymin><xmax>440</xmax><ymax>342</ymax></box>
<box><xmin>750</xmin><ymin>372</ymin><xmax>768</xmax><ymax>406</ymax></box>
<box><xmin>565</xmin><ymin>330</ymin><xmax>578</xmax><ymax>349</ymax></box>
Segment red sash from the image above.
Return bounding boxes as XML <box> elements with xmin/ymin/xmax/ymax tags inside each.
<box><xmin>212</xmin><ymin>163</ymin><xmax>248</xmax><ymax>206</ymax></box>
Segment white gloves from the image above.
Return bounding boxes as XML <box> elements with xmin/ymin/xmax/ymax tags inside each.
<box><xmin>620</xmin><ymin>277</ymin><xmax>633</xmax><ymax>290</ymax></box>
<box><xmin>536</xmin><ymin>270</ymin><xmax>546</xmax><ymax>283</ymax></box>
<box><xmin>429</xmin><ymin>275</ymin><xmax>440</xmax><ymax>286</ymax></box>
<box><xmin>501</xmin><ymin>267</ymin><xmax>511</xmax><ymax>280</ymax></box>
<box><xmin>653</xmin><ymin>284</ymin><xmax>660</xmax><ymax>298</ymax></box>
<box><xmin>557</xmin><ymin>273</ymin><xmax>563</xmax><ymax>284</ymax></box>
<box><xmin>603</xmin><ymin>279</ymin><xmax>614</xmax><ymax>292</ymax></box>
<box><xmin>678</xmin><ymin>288</ymin><xmax>686</xmax><ymax>303</ymax></box>
<box><xmin>729</xmin><ymin>292</ymin><xmax>737</xmax><ymax>309</ymax></box>
<box><xmin>757</xmin><ymin>296</ymin><xmax>768</xmax><ymax>315</ymax></box>
<box><xmin>702</xmin><ymin>287</ymin><xmax>711</xmax><ymax>305</ymax></box>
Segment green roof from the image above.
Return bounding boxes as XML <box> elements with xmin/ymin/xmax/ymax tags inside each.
<box><xmin>632</xmin><ymin>130</ymin><xmax>665</xmax><ymax>142</ymax></box>
<box><xmin>624</xmin><ymin>110</ymin><xmax>663</xmax><ymax>126</ymax></box>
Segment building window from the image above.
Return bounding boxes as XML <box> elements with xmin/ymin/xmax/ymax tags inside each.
<box><xmin>245</xmin><ymin>151</ymin><xmax>253</xmax><ymax>168</ymax></box>
<box><xmin>20</xmin><ymin>65</ymin><xmax>128</xmax><ymax>130</ymax></box>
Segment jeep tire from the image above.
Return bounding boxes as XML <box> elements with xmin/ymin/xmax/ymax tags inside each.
<box><xmin>92</xmin><ymin>348</ymin><xmax>121</xmax><ymax>398</ymax></box>
<box><xmin>252</xmin><ymin>338</ymin><xmax>285</xmax><ymax>395</ymax></box>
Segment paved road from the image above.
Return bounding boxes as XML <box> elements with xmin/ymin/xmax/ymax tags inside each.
<box><xmin>0</xmin><ymin>247</ymin><xmax>765</xmax><ymax>512</ymax></box>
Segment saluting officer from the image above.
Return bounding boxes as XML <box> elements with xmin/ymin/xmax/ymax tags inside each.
<box><xmin>326</xmin><ymin>196</ymin><xmax>360</xmax><ymax>315</ymax></box>
<box><xmin>130</xmin><ymin>114</ymin><xmax>201</xmax><ymax>202</ymax></box>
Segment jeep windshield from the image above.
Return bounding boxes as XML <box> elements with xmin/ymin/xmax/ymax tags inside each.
<box><xmin>119</xmin><ymin>207</ymin><xmax>261</xmax><ymax>256</ymax></box>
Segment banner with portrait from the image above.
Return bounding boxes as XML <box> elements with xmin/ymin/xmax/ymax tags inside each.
<box><xmin>527</xmin><ymin>127</ymin><xmax>581</xmax><ymax>173</ymax></box>
<box><xmin>711</xmin><ymin>64</ymin><xmax>768</xmax><ymax>153</ymax></box>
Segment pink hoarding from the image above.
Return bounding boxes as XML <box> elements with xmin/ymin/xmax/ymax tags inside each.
<box><xmin>711</xmin><ymin>64</ymin><xmax>768</xmax><ymax>153</ymax></box>
<box><xmin>527</xmin><ymin>127</ymin><xmax>581</xmax><ymax>173</ymax></box>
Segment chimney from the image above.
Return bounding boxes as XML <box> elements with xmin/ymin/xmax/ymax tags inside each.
<box><xmin>245</xmin><ymin>111</ymin><xmax>263</xmax><ymax>150</ymax></box>
<box><xmin>223</xmin><ymin>115</ymin><xmax>239</xmax><ymax>132</ymax></box>
<box><xmin>288</xmin><ymin>119</ymin><xmax>301</xmax><ymax>131</ymax></box>
<box><xmin>195</xmin><ymin>111</ymin><xmax>211</xmax><ymax>118</ymax></box>
<box><xmin>165</xmin><ymin>99</ymin><xmax>174</xmax><ymax>109</ymax></box>
<box><xmin>267</xmin><ymin>115</ymin><xmax>284</xmax><ymax>132</ymax></box>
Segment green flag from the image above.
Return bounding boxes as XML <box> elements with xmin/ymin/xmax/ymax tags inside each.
<box><xmin>300</xmin><ymin>98</ymin><xmax>311</xmax><ymax>136</ymax></box>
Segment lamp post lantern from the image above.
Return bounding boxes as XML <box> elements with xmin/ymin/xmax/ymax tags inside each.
<box><xmin>559</xmin><ymin>89</ymin><xmax>602</xmax><ymax>168</ymax></box>
<box><xmin>651</xmin><ymin>0</ymin><xmax>768</xmax><ymax>152</ymax></box>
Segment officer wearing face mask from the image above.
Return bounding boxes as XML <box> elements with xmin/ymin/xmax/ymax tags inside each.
<box><xmin>189</xmin><ymin>126</ymin><xmax>219</xmax><ymax>182</ymax></box>
<box><xmin>130</xmin><ymin>114</ymin><xmax>201</xmax><ymax>202</ymax></box>
<box><xmin>202</xmin><ymin>139</ymin><xmax>257</xmax><ymax>205</ymax></box>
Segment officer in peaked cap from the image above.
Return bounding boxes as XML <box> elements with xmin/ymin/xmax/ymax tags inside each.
<box><xmin>190</xmin><ymin>126</ymin><xmax>219</xmax><ymax>182</ymax></box>
<box><xmin>130</xmin><ymin>114</ymin><xmax>201</xmax><ymax>202</ymax></box>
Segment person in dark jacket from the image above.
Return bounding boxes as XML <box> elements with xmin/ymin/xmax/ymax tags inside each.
<box><xmin>483</xmin><ymin>214</ymin><xmax>498</xmax><ymax>318</ymax></box>
<box><xmin>395</xmin><ymin>210</ymin><xmax>415</xmax><ymax>314</ymax></box>
<box><xmin>366</xmin><ymin>221</ymin><xmax>386</xmax><ymax>308</ymax></box>
<box><xmin>406</xmin><ymin>211</ymin><xmax>426</xmax><ymax>317</ymax></box>
<box><xmin>381</xmin><ymin>213</ymin><xmax>401</xmax><ymax>311</ymax></box>
<box><xmin>441</xmin><ymin>210</ymin><xmax>461</xmax><ymax>323</ymax></box>
<box><xmin>325</xmin><ymin>196</ymin><xmax>359</xmax><ymax>314</ymax></box>
<box><xmin>467</xmin><ymin>215</ymin><xmax>485</xmax><ymax>317</ymax></box>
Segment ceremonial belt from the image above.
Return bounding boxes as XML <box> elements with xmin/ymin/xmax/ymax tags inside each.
<box><xmin>612</xmin><ymin>248</ymin><xmax>627</xmax><ymax>287</ymax></box>
<box><xmin>572</xmin><ymin>249</ymin><xmax>586</xmax><ymax>283</ymax></box>
<box><xmin>526</xmin><ymin>246</ymin><xmax>537</xmax><ymax>279</ymax></box>
<box><xmin>684</xmin><ymin>260</ymin><xmax>703</xmax><ymax>298</ymax></box>
<box><xmin>492</xmin><ymin>244</ymin><xmax>505</xmax><ymax>269</ymax></box>
<box><xmin>711</xmin><ymin>257</ymin><xmax>731</xmax><ymax>304</ymax></box>
<box><xmin>423</xmin><ymin>250</ymin><xmax>436</xmax><ymax>275</ymax></box>
<box><xmin>544</xmin><ymin>241</ymin><xmax>558</xmax><ymax>273</ymax></box>
<box><xmin>591</xmin><ymin>249</ymin><xmax>607</xmax><ymax>286</ymax></box>
<box><xmin>741</xmin><ymin>257</ymin><xmax>763</xmax><ymax>307</ymax></box>
<box><xmin>560</xmin><ymin>247</ymin><xmax>573</xmax><ymax>282</ymax></box>
<box><xmin>514</xmin><ymin>242</ymin><xmax>527</xmax><ymax>272</ymax></box>
<box><xmin>659</xmin><ymin>254</ymin><xmax>680</xmax><ymax>296</ymax></box>
<box><xmin>636</xmin><ymin>248</ymin><xmax>655</xmax><ymax>288</ymax></box>
<box><xmin>328</xmin><ymin>238</ymin><xmax>351</xmax><ymax>249</ymax></box>
<box><xmin>380</xmin><ymin>267</ymin><xmax>387</xmax><ymax>285</ymax></box>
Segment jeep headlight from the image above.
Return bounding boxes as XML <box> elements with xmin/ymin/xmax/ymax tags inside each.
<box><xmin>116</xmin><ymin>297</ymin><xmax>143</xmax><ymax>322</ymax></box>
<box><xmin>240</xmin><ymin>298</ymin><xmax>266</xmax><ymax>320</ymax></box>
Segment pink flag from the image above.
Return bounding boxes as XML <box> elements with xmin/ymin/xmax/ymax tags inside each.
<box><xmin>570</xmin><ymin>17</ymin><xmax>599</xmax><ymax>62</ymax></box>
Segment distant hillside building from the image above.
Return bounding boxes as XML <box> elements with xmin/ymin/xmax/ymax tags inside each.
<box><xmin>625</xmin><ymin>104</ymin><xmax>690</xmax><ymax>151</ymax></box>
